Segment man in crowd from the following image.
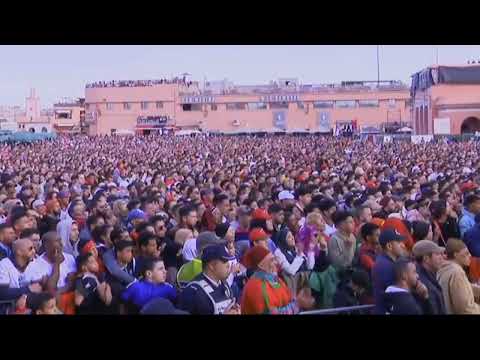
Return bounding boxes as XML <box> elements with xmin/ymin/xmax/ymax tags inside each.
<box><xmin>459</xmin><ymin>195</ymin><xmax>480</xmax><ymax>238</ymax></box>
<box><xmin>0</xmin><ymin>223</ymin><xmax>16</xmax><ymax>260</ymax></box>
<box><xmin>178</xmin><ymin>244</ymin><xmax>239</xmax><ymax>315</ymax></box>
<box><xmin>328</xmin><ymin>211</ymin><xmax>356</xmax><ymax>271</ymax></box>
<box><xmin>412</xmin><ymin>240</ymin><xmax>446</xmax><ymax>314</ymax></box>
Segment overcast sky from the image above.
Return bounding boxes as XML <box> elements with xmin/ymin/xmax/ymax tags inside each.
<box><xmin>1</xmin><ymin>45</ymin><xmax>480</xmax><ymax>107</ymax></box>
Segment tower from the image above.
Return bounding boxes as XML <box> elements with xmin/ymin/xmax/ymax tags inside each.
<box><xmin>26</xmin><ymin>88</ymin><xmax>41</xmax><ymax>122</ymax></box>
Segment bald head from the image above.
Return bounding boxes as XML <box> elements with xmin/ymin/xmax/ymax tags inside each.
<box><xmin>12</xmin><ymin>238</ymin><xmax>35</xmax><ymax>262</ymax></box>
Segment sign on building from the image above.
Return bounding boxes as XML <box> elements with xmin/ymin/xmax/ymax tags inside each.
<box><xmin>260</xmin><ymin>94</ymin><xmax>299</xmax><ymax>103</ymax></box>
<box><xmin>181</xmin><ymin>96</ymin><xmax>215</xmax><ymax>104</ymax></box>
<box><xmin>273</xmin><ymin>111</ymin><xmax>287</xmax><ymax>130</ymax></box>
<box><xmin>137</xmin><ymin>116</ymin><xmax>170</xmax><ymax>127</ymax></box>
<box><xmin>433</xmin><ymin>117</ymin><xmax>451</xmax><ymax>135</ymax></box>
<box><xmin>317</xmin><ymin>112</ymin><xmax>331</xmax><ymax>133</ymax></box>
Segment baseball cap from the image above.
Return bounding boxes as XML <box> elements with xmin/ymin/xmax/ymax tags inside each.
<box><xmin>201</xmin><ymin>244</ymin><xmax>235</xmax><ymax>263</ymax></box>
<box><xmin>140</xmin><ymin>298</ymin><xmax>189</xmax><ymax>315</ymax></box>
<box><xmin>278</xmin><ymin>190</ymin><xmax>294</xmax><ymax>201</ymax></box>
<box><xmin>412</xmin><ymin>240</ymin><xmax>445</xmax><ymax>258</ymax></box>
<box><xmin>196</xmin><ymin>231</ymin><xmax>225</xmax><ymax>253</ymax></box>
<box><xmin>252</xmin><ymin>208</ymin><xmax>272</xmax><ymax>221</ymax></box>
<box><xmin>379</xmin><ymin>229</ymin><xmax>406</xmax><ymax>247</ymax></box>
<box><xmin>249</xmin><ymin>227</ymin><xmax>269</xmax><ymax>242</ymax></box>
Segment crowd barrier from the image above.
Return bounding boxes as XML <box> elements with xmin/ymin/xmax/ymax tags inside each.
<box><xmin>299</xmin><ymin>304</ymin><xmax>375</xmax><ymax>315</ymax></box>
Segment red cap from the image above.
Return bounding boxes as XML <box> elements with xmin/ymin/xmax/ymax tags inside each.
<box><xmin>251</xmin><ymin>208</ymin><xmax>272</xmax><ymax>221</ymax></box>
<box><xmin>241</xmin><ymin>245</ymin><xmax>271</xmax><ymax>269</ymax></box>
<box><xmin>461</xmin><ymin>181</ymin><xmax>478</xmax><ymax>193</ymax></box>
<box><xmin>249</xmin><ymin>228</ymin><xmax>269</xmax><ymax>242</ymax></box>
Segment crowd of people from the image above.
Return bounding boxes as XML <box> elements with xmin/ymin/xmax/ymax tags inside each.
<box><xmin>85</xmin><ymin>77</ymin><xmax>194</xmax><ymax>88</ymax></box>
<box><xmin>0</xmin><ymin>133</ymin><xmax>480</xmax><ymax>315</ymax></box>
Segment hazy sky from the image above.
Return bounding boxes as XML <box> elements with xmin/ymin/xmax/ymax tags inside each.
<box><xmin>1</xmin><ymin>45</ymin><xmax>480</xmax><ymax>107</ymax></box>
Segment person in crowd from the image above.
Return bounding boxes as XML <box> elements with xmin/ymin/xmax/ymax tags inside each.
<box><xmin>430</xmin><ymin>200</ymin><xmax>460</xmax><ymax>245</ymax></box>
<box><xmin>354</xmin><ymin>205</ymin><xmax>373</xmax><ymax>238</ymax></box>
<box><xmin>23</xmin><ymin>231</ymin><xmax>76</xmax><ymax>294</ymax></box>
<box><xmin>437</xmin><ymin>238</ymin><xmax>480</xmax><ymax>314</ymax></box>
<box><xmin>0</xmin><ymin>223</ymin><xmax>16</xmax><ymax>260</ymax></box>
<box><xmin>357</xmin><ymin>222</ymin><xmax>381</xmax><ymax>274</ymax></box>
<box><xmin>0</xmin><ymin>239</ymin><xmax>42</xmax><ymax>309</ymax></box>
<box><xmin>412</xmin><ymin>240</ymin><xmax>446</xmax><ymax>314</ymax></box>
<box><xmin>459</xmin><ymin>195</ymin><xmax>480</xmax><ymax>238</ymax></box>
<box><xmin>74</xmin><ymin>253</ymin><xmax>112</xmax><ymax>314</ymax></box>
<box><xmin>333</xmin><ymin>269</ymin><xmax>372</xmax><ymax>310</ymax></box>
<box><xmin>135</xmin><ymin>232</ymin><xmax>161</xmax><ymax>277</ymax></box>
<box><xmin>176</xmin><ymin>231</ymin><xmax>224</xmax><ymax>288</ymax></box>
<box><xmin>384</xmin><ymin>259</ymin><xmax>427</xmax><ymax>315</ymax></box>
<box><xmin>328</xmin><ymin>211</ymin><xmax>357</xmax><ymax>271</ymax></box>
<box><xmin>19</xmin><ymin>228</ymin><xmax>41</xmax><ymax>255</ymax></box>
<box><xmin>318</xmin><ymin>198</ymin><xmax>337</xmax><ymax>237</ymax></box>
<box><xmin>178</xmin><ymin>244</ymin><xmax>239</xmax><ymax>315</ymax></box>
<box><xmin>372</xmin><ymin>229</ymin><xmax>407</xmax><ymax>314</ymax></box>
<box><xmin>241</xmin><ymin>245</ymin><xmax>314</xmax><ymax>314</ymax></box>
<box><xmin>464</xmin><ymin>213</ymin><xmax>480</xmax><ymax>257</ymax></box>
<box><xmin>122</xmin><ymin>258</ymin><xmax>176</xmax><ymax>313</ymax></box>
<box><xmin>375</xmin><ymin>196</ymin><xmax>397</xmax><ymax>220</ymax></box>
<box><xmin>26</xmin><ymin>292</ymin><xmax>62</xmax><ymax>315</ymax></box>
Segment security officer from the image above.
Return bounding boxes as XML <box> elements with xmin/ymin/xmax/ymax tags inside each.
<box><xmin>178</xmin><ymin>244</ymin><xmax>240</xmax><ymax>315</ymax></box>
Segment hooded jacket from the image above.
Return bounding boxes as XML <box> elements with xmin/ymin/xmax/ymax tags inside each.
<box><xmin>384</xmin><ymin>286</ymin><xmax>423</xmax><ymax>315</ymax></box>
<box><xmin>437</xmin><ymin>261</ymin><xmax>480</xmax><ymax>314</ymax></box>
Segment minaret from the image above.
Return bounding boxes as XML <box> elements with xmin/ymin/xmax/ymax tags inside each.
<box><xmin>26</xmin><ymin>88</ymin><xmax>41</xmax><ymax>122</ymax></box>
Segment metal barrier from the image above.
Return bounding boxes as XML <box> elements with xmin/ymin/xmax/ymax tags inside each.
<box><xmin>299</xmin><ymin>304</ymin><xmax>375</xmax><ymax>315</ymax></box>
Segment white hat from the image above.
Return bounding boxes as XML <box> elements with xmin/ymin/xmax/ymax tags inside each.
<box><xmin>32</xmin><ymin>199</ymin><xmax>45</xmax><ymax>209</ymax></box>
<box><xmin>278</xmin><ymin>190</ymin><xmax>294</xmax><ymax>201</ymax></box>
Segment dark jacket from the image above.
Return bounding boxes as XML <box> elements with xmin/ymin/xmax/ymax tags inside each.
<box><xmin>435</xmin><ymin>216</ymin><xmax>461</xmax><ymax>245</ymax></box>
<box><xmin>384</xmin><ymin>287</ymin><xmax>423</xmax><ymax>315</ymax></box>
<box><xmin>416</xmin><ymin>263</ymin><xmax>446</xmax><ymax>315</ymax></box>
<box><xmin>372</xmin><ymin>253</ymin><xmax>396</xmax><ymax>314</ymax></box>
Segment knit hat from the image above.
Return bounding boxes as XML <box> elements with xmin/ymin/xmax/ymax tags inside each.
<box><xmin>241</xmin><ymin>245</ymin><xmax>271</xmax><ymax>269</ymax></box>
<box><xmin>249</xmin><ymin>227</ymin><xmax>269</xmax><ymax>242</ymax></box>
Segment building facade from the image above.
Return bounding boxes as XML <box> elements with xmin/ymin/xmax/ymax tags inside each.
<box><xmin>411</xmin><ymin>65</ymin><xmax>480</xmax><ymax>135</ymax></box>
<box><xmin>84</xmin><ymin>79</ymin><xmax>411</xmax><ymax>136</ymax></box>
<box><xmin>52</xmin><ymin>99</ymin><xmax>85</xmax><ymax>134</ymax></box>
<box><xmin>16</xmin><ymin>89</ymin><xmax>53</xmax><ymax>133</ymax></box>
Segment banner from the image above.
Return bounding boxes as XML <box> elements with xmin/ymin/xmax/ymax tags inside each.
<box><xmin>411</xmin><ymin>135</ymin><xmax>433</xmax><ymax>144</ymax></box>
<box><xmin>317</xmin><ymin>112</ymin><xmax>331</xmax><ymax>133</ymax></box>
<box><xmin>273</xmin><ymin>111</ymin><xmax>287</xmax><ymax>130</ymax></box>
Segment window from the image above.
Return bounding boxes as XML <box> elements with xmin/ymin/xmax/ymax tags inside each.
<box><xmin>246</xmin><ymin>102</ymin><xmax>267</xmax><ymax>110</ymax></box>
<box><xmin>55</xmin><ymin>110</ymin><xmax>72</xmax><ymax>119</ymax></box>
<box><xmin>123</xmin><ymin>102</ymin><xmax>131</xmax><ymax>110</ymax></box>
<box><xmin>313</xmin><ymin>101</ymin><xmax>334</xmax><ymax>109</ymax></box>
<box><xmin>388</xmin><ymin>99</ymin><xmax>396</xmax><ymax>108</ymax></box>
<box><xmin>141</xmin><ymin>102</ymin><xmax>149</xmax><ymax>110</ymax></box>
<box><xmin>226</xmin><ymin>103</ymin><xmax>246</xmax><ymax>111</ymax></box>
<box><xmin>297</xmin><ymin>102</ymin><xmax>305</xmax><ymax>109</ymax></box>
<box><xmin>358</xmin><ymin>100</ymin><xmax>379</xmax><ymax>108</ymax></box>
<box><xmin>182</xmin><ymin>104</ymin><xmax>202</xmax><ymax>111</ymax></box>
<box><xmin>211</xmin><ymin>104</ymin><xmax>217</xmax><ymax>111</ymax></box>
<box><xmin>269</xmin><ymin>102</ymin><xmax>289</xmax><ymax>109</ymax></box>
<box><xmin>156</xmin><ymin>101</ymin><xmax>163</xmax><ymax>109</ymax></box>
<box><xmin>106</xmin><ymin>103</ymin><xmax>114</xmax><ymax>110</ymax></box>
<box><xmin>336</xmin><ymin>100</ymin><xmax>356</xmax><ymax>108</ymax></box>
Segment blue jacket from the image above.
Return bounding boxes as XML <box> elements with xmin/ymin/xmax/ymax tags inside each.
<box><xmin>464</xmin><ymin>224</ymin><xmax>480</xmax><ymax>257</ymax></box>
<box><xmin>459</xmin><ymin>210</ymin><xmax>476</xmax><ymax>238</ymax></box>
<box><xmin>372</xmin><ymin>253</ymin><xmax>396</xmax><ymax>314</ymax></box>
<box><xmin>122</xmin><ymin>281</ymin><xmax>177</xmax><ymax>309</ymax></box>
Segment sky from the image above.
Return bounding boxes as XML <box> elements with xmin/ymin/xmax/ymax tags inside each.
<box><xmin>1</xmin><ymin>45</ymin><xmax>480</xmax><ymax>107</ymax></box>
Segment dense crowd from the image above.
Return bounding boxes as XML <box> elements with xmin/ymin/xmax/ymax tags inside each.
<box><xmin>85</xmin><ymin>77</ymin><xmax>194</xmax><ymax>88</ymax></box>
<box><xmin>1</xmin><ymin>134</ymin><xmax>480</xmax><ymax>315</ymax></box>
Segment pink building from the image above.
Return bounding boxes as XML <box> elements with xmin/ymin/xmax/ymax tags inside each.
<box><xmin>84</xmin><ymin>78</ymin><xmax>411</xmax><ymax>135</ymax></box>
<box><xmin>411</xmin><ymin>65</ymin><xmax>480</xmax><ymax>135</ymax></box>
<box><xmin>52</xmin><ymin>99</ymin><xmax>85</xmax><ymax>134</ymax></box>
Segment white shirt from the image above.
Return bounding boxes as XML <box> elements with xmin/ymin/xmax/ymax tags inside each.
<box><xmin>23</xmin><ymin>253</ymin><xmax>76</xmax><ymax>289</ymax></box>
<box><xmin>0</xmin><ymin>258</ymin><xmax>31</xmax><ymax>288</ymax></box>
<box><xmin>182</xmin><ymin>238</ymin><xmax>197</xmax><ymax>262</ymax></box>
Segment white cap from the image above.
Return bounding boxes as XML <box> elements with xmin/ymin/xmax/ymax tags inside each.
<box><xmin>278</xmin><ymin>190</ymin><xmax>295</xmax><ymax>201</ymax></box>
